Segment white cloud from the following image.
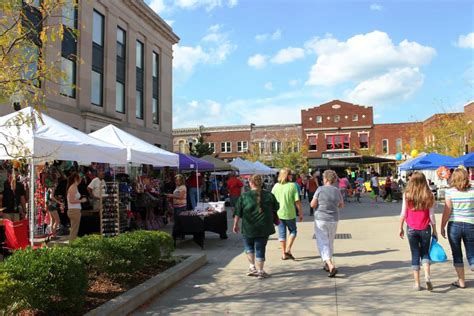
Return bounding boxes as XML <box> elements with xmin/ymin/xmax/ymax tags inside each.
<box><xmin>347</xmin><ymin>67</ymin><xmax>424</xmax><ymax>104</ymax></box>
<box><xmin>248</xmin><ymin>54</ymin><xmax>267</xmax><ymax>69</ymax></box>
<box><xmin>264</xmin><ymin>82</ymin><xmax>273</xmax><ymax>90</ymax></box>
<box><xmin>271</xmin><ymin>47</ymin><xmax>305</xmax><ymax>64</ymax></box>
<box><xmin>289</xmin><ymin>79</ymin><xmax>301</xmax><ymax>87</ymax></box>
<box><xmin>305</xmin><ymin>31</ymin><xmax>436</xmax><ymax>86</ymax></box>
<box><xmin>457</xmin><ymin>32</ymin><xmax>474</xmax><ymax>49</ymax></box>
<box><xmin>202</xmin><ymin>24</ymin><xmax>224</xmax><ymax>42</ymax></box>
<box><xmin>255</xmin><ymin>29</ymin><xmax>282</xmax><ymax>42</ymax></box>
<box><xmin>370</xmin><ymin>3</ymin><xmax>383</xmax><ymax>11</ymax></box>
<box><xmin>173</xmin><ymin>45</ymin><xmax>209</xmax><ymax>73</ymax></box>
<box><xmin>208</xmin><ymin>100</ymin><xmax>221</xmax><ymax>116</ymax></box>
<box><xmin>148</xmin><ymin>0</ymin><xmax>166</xmax><ymax>14</ymax></box>
<box><xmin>164</xmin><ymin>19</ymin><xmax>174</xmax><ymax>27</ymax></box>
<box><xmin>189</xmin><ymin>100</ymin><xmax>199</xmax><ymax>108</ymax></box>
<box><xmin>228</xmin><ymin>0</ymin><xmax>238</xmax><ymax>8</ymax></box>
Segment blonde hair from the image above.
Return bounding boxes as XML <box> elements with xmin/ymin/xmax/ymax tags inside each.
<box><xmin>250</xmin><ymin>174</ymin><xmax>263</xmax><ymax>212</ymax></box>
<box><xmin>404</xmin><ymin>172</ymin><xmax>434</xmax><ymax>210</ymax></box>
<box><xmin>175</xmin><ymin>174</ymin><xmax>185</xmax><ymax>186</ymax></box>
<box><xmin>323</xmin><ymin>170</ymin><xmax>337</xmax><ymax>185</ymax></box>
<box><xmin>278</xmin><ymin>168</ymin><xmax>291</xmax><ymax>184</ymax></box>
<box><xmin>449</xmin><ymin>168</ymin><xmax>471</xmax><ymax>192</ymax></box>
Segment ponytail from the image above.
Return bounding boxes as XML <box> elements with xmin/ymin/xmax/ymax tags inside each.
<box><xmin>250</xmin><ymin>174</ymin><xmax>263</xmax><ymax>212</ymax></box>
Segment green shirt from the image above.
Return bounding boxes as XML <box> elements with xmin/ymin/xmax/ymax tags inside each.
<box><xmin>234</xmin><ymin>190</ymin><xmax>279</xmax><ymax>238</ymax></box>
<box><xmin>271</xmin><ymin>182</ymin><xmax>300</xmax><ymax>220</ymax></box>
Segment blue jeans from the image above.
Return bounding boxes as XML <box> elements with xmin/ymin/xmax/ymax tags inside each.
<box><xmin>407</xmin><ymin>226</ymin><xmax>431</xmax><ymax>270</ymax></box>
<box><xmin>447</xmin><ymin>221</ymin><xmax>474</xmax><ymax>269</ymax></box>
<box><xmin>243</xmin><ymin>236</ymin><xmax>269</xmax><ymax>262</ymax></box>
<box><xmin>189</xmin><ymin>187</ymin><xmax>198</xmax><ymax>210</ymax></box>
<box><xmin>278</xmin><ymin>219</ymin><xmax>297</xmax><ymax>241</ymax></box>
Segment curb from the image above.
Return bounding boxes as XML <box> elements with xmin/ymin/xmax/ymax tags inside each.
<box><xmin>85</xmin><ymin>254</ymin><xmax>207</xmax><ymax>316</ymax></box>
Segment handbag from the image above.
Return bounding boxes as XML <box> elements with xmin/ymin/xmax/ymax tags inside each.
<box><xmin>272</xmin><ymin>211</ymin><xmax>280</xmax><ymax>225</ymax></box>
<box><xmin>429</xmin><ymin>236</ymin><xmax>447</xmax><ymax>262</ymax></box>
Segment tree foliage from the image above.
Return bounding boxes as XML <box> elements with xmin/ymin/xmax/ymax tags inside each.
<box><xmin>271</xmin><ymin>140</ymin><xmax>308</xmax><ymax>173</ymax></box>
<box><xmin>190</xmin><ymin>136</ymin><xmax>214</xmax><ymax>157</ymax></box>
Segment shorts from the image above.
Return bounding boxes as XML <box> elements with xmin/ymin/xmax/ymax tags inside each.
<box><xmin>278</xmin><ymin>219</ymin><xmax>297</xmax><ymax>241</ymax></box>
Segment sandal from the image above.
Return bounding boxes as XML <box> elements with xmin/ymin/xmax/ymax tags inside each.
<box><xmin>285</xmin><ymin>252</ymin><xmax>295</xmax><ymax>260</ymax></box>
<box><xmin>281</xmin><ymin>254</ymin><xmax>290</xmax><ymax>260</ymax></box>
<box><xmin>328</xmin><ymin>268</ymin><xmax>338</xmax><ymax>278</ymax></box>
<box><xmin>451</xmin><ymin>280</ymin><xmax>466</xmax><ymax>289</ymax></box>
<box><xmin>323</xmin><ymin>264</ymin><xmax>329</xmax><ymax>272</ymax></box>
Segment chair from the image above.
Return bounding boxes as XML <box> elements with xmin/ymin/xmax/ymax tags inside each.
<box><xmin>2</xmin><ymin>219</ymin><xmax>41</xmax><ymax>253</ymax></box>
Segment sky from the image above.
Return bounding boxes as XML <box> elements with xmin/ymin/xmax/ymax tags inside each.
<box><xmin>145</xmin><ymin>0</ymin><xmax>474</xmax><ymax>128</ymax></box>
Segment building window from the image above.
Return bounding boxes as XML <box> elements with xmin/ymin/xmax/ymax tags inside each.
<box><xmin>116</xmin><ymin>27</ymin><xmax>126</xmax><ymax>113</ymax></box>
<box><xmin>286</xmin><ymin>141</ymin><xmax>299</xmax><ymax>153</ymax></box>
<box><xmin>62</xmin><ymin>0</ymin><xmax>76</xmax><ymax>29</ymax></box>
<box><xmin>326</xmin><ymin>134</ymin><xmax>350</xmax><ymax>150</ymax></box>
<box><xmin>334</xmin><ymin>115</ymin><xmax>340</xmax><ymax>123</ymax></box>
<box><xmin>382</xmin><ymin>139</ymin><xmax>389</xmax><ymax>154</ymax></box>
<box><xmin>91</xmin><ymin>10</ymin><xmax>104</xmax><ymax>106</ymax></box>
<box><xmin>152</xmin><ymin>52</ymin><xmax>159</xmax><ymax>124</ymax></box>
<box><xmin>178</xmin><ymin>140</ymin><xmax>186</xmax><ymax>153</ymax></box>
<box><xmin>207</xmin><ymin>143</ymin><xmax>215</xmax><ymax>153</ymax></box>
<box><xmin>359</xmin><ymin>133</ymin><xmax>369</xmax><ymax>149</ymax></box>
<box><xmin>59</xmin><ymin>57</ymin><xmax>75</xmax><ymax>97</ymax></box>
<box><xmin>237</xmin><ymin>141</ymin><xmax>248</xmax><ymax>153</ymax></box>
<box><xmin>253</xmin><ymin>142</ymin><xmax>265</xmax><ymax>154</ymax></box>
<box><xmin>316</xmin><ymin>116</ymin><xmax>322</xmax><ymax>123</ymax></box>
<box><xmin>60</xmin><ymin>1</ymin><xmax>77</xmax><ymax>98</ymax></box>
<box><xmin>308</xmin><ymin>135</ymin><xmax>317</xmax><ymax>151</ymax></box>
<box><xmin>271</xmin><ymin>141</ymin><xmax>282</xmax><ymax>153</ymax></box>
<box><xmin>135</xmin><ymin>40</ymin><xmax>144</xmax><ymax>119</ymax></box>
<box><xmin>395</xmin><ymin>138</ymin><xmax>402</xmax><ymax>153</ymax></box>
<box><xmin>221</xmin><ymin>142</ymin><xmax>231</xmax><ymax>153</ymax></box>
<box><xmin>352</xmin><ymin>114</ymin><xmax>358</xmax><ymax>121</ymax></box>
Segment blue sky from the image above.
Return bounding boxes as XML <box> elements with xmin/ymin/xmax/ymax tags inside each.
<box><xmin>146</xmin><ymin>0</ymin><xmax>474</xmax><ymax>128</ymax></box>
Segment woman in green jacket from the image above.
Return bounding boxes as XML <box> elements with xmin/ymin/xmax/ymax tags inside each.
<box><xmin>233</xmin><ymin>174</ymin><xmax>279</xmax><ymax>279</ymax></box>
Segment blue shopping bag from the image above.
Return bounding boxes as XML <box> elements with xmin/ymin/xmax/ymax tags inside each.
<box><xmin>429</xmin><ymin>236</ymin><xmax>447</xmax><ymax>263</ymax></box>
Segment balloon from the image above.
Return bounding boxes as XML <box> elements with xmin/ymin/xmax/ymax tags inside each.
<box><xmin>410</xmin><ymin>149</ymin><xmax>419</xmax><ymax>158</ymax></box>
<box><xmin>436</xmin><ymin>166</ymin><xmax>450</xmax><ymax>180</ymax></box>
<box><xmin>395</xmin><ymin>153</ymin><xmax>402</xmax><ymax>161</ymax></box>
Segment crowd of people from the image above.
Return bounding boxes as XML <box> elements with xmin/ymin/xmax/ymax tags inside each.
<box><xmin>232</xmin><ymin>166</ymin><xmax>474</xmax><ymax>290</ymax></box>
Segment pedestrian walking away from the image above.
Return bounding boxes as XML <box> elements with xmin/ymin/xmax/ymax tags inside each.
<box><xmin>272</xmin><ymin>168</ymin><xmax>303</xmax><ymax>260</ymax></box>
<box><xmin>310</xmin><ymin>169</ymin><xmax>344</xmax><ymax>277</ymax></box>
<box><xmin>399</xmin><ymin>172</ymin><xmax>437</xmax><ymax>291</ymax></box>
<box><xmin>441</xmin><ymin>168</ymin><xmax>474</xmax><ymax>289</ymax></box>
<box><xmin>233</xmin><ymin>175</ymin><xmax>280</xmax><ymax>279</ymax></box>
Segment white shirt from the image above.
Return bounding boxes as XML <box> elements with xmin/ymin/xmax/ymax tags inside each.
<box><xmin>88</xmin><ymin>177</ymin><xmax>105</xmax><ymax>198</ymax></box>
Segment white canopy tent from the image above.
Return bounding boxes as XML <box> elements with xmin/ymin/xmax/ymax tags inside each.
<box><xmin>0</xmin><ymin>107</ymin><xmax>128</xmax><ymax>245</ymax></box>
<box><xmin>89</xmin><ymin>124</ymin><xmax>179</xmax><ymax>167</ymax></box>
<box><xmin>230</xmin><ymin>157</ymin><xmax>257</xmax><ymax>175</ymax></box>
<box><xmin>253</xmin><ymin>161</ymin><xmax>277</xmax><ymax>175</ymax></box>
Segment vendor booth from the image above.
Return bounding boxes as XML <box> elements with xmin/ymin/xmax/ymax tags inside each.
<box><xmin>230</xmin><ymin>157</ymin><xmax>257</xmax><ymax>175</ymax></box>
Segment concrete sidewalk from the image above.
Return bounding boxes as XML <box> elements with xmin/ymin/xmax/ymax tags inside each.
<box><xmin>133</xmin><ymin>195</ymin><xmax>474</xmax><ymax>315</ymax></box>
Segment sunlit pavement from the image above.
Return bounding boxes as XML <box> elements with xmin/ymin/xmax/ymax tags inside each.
<box><xmin>134</xmin><ymin>195</ymin><xmax>474</xmax><ymax>315</ymax></box>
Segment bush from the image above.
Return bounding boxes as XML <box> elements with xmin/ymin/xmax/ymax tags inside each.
<box><xmin>0</xmin><ymin>270</ymin><xmax>20</xmax><ymax>315</ymax></box>
<box><xmin>2</xmin><ymin>247</ymin><xmax>88</xmax><ymax>313</ymax></box>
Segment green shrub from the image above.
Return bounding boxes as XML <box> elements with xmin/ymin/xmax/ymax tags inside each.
<box><xmin>0</xmin><ymin>270</ymin><xmax>20</xmax><ymax>315</ymax></box>
<box><xmin>2</xmin><ymin>247</ymin><xmax>87</xmax><ymax>313</ymax></box>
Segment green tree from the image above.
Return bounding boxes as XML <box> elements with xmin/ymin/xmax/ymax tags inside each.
<box><xmin>272</xmin><ymin>140</ymin><xmax>308</xmax><ymax>174</ymax></box>
<box><xmin>190</xmin><ymin>136</ymin><xmax>214</xmax><ymax>157</ymax></box>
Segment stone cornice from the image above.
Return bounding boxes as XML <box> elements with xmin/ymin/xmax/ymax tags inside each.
<box><xmin>124</xmin><ymin>0</ymin><xmax>180</xmax><ymax>45</ymax></box>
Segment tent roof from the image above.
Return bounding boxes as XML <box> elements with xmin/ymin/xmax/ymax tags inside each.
<box><xmin>399</xmin><ymin>153</ymin><xmax>456</xmax><ymax>170</ymax></box>
<box><xmin>200</xmin><ymin>155</ymin><xmax>235</xmax><ymax>171</ymax></box>
<box><xmin>448</xmin><ymin>152</ymin><xmax>474</xmax><ymax>168</ymax></box>
<box><xmin>230</xmin><ymin>157</ymin><xmax>257</xmax><ymax>174</ymax></box>
<box><xmin>178</xmin><ymin>153</ymin><xmax>214</xmax><ymax>171</ymax></box>
<box><xmin>0</xmin><ymin>108</ymin><xmax>127</xmax><ymax>164</ymax></box>
<box><xmin>89</xmin><ymin>124</ymin><xmax>178</xmax><ymax>167</ymax></box>
<box><xmin>254</xmin><ymin>161</ymin><xmax>277</xmax><ymax>175</ymax></box>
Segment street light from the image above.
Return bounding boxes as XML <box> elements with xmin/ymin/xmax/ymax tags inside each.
<box><xmin>10</xmin><ymin>92</ymin><xmax>23</xmax><ymax>111</ymax></box>
<box><xmin>187</xmin><ymin>136</ymin><xmax>195</xmax><ymax>153</ymax></box>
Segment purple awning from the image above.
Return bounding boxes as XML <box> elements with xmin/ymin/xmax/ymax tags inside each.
<box><xmin>178</xmin><ymin>153</ymin><xmax>214</xmax><ymax>171</ymax></box>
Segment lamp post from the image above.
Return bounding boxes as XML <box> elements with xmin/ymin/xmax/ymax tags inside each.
<box><xmin>187</xmin><ymin>136</ymin><xmax>195</xmax><ymax>154</ymax></box>
<box><xmin>10</xmin><ymin>91</ymin><xmax>23</xmax><ymax>111</ymax></box>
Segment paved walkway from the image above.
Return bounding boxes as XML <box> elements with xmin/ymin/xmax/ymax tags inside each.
<box><xmin>134</xmin><ymin>195</ymin><xmax>474</xmax><ymax>315</ymax></box>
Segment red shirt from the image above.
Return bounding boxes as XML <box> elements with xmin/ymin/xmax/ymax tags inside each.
<box><xmin>186</xmin><ymin>174</ymin><xmax>202</xmax><ymax>188</ymax></box>
<box><xmin>406</xmin><ymin>206</ymin><xmax>430</xmax><ymax>230</ymax></box>
<box><xmin>227</xmin><ymin>177</ymin><xmax>243</xmax><ymax>197</ymax></box>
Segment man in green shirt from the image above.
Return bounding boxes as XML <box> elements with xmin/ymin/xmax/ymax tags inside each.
<box><xmin>271</xmin><ymin>168</ymin><xmax>303</xmax><ymax>260</ymax></box>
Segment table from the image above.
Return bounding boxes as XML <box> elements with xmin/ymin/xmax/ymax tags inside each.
<box><xmin>173</xmin><ymin>211</ymin><xmax>228</xmax><ymax>249</ymax></box>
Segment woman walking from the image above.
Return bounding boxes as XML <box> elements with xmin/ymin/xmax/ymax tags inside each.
<box><xmin>310</xmin><ymin>170</ymin><xmax>344</xmax><ymax>277</ymax></box>
<box><xmin>272</xmin><ymin>168</ymin><xmax>303</xmax><ymax>260</ymax></box>
<box><xmin>67</xmin><ymin>172</ymin><xmax>87</xmax><ymax>241</ymax></box>
<box><xmin>441</xmin><ymin>168</ymin><xmax>474</xmax><ymax>289</ymax></box>
<box><xmin>399</xmin><ymin>172</ymin><xmax>437</xmax><ymax>291</ymax></box>
<box><xmin>233</xmin><ymin>175</ymin><xmax>279</xmax><ymax>279</ymax></box>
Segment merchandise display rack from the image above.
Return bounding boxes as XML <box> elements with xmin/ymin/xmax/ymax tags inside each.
<box><xmin>100</xmin><ymin>182</ymin><xmax>130</xmax><ymax>237</ymax></box>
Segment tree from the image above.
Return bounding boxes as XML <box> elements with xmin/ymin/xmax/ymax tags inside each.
<box><xmin>190</xmin><ymin>136</ymin><xmax>214</xmax><ymax>158</ymax></box>
<box><xmin>242</xmin><ymin>142</ymin><xmax>263</xmax><ymax>162</ymax></box>
<box><xmin>422</xmin><ymin>114</ymin><xmax>473</xmax><ymax>157</ymax></box>
<box><xmin>0</xmin><ymin>0</ymin><xmax>77</xmax><ymax>159</ymax></box>
<box><xmin>272</xmin><ymin>140</ymin><xmax>308</xmax><ymax>174</ymax></box>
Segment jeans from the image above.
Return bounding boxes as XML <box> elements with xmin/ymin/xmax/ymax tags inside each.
<box><xmin>189</xmin><ymin>187</ymin><xmax>198</xmax><ymax>210</ymax></box>
<box><xmin>315</xmin><ymin>220</ymin><xmax>338</xmax><ymax>261</ymax></box>
<box><xmin>447</xmin><ymin>221</ymin><xmax>474</xmax><ymax>269</ymax></box>
<box><xmin>308</xmin><ymin>191</ymin><xmax>315</xmax><ymax>215</ymax></box>
<box><xmin>243</xmin><ymin>236</ymin><xmax>269</xmax><ymax>262</ymax></box>
<box><xmin>407</xmin><ymin>226</ymin><xmax>431</xmax><ymax>270</ymax></box>
<box><xmin>278</xmin><ymin>219</ymin><xmax>297</xmax><ymax>241</ymax></box>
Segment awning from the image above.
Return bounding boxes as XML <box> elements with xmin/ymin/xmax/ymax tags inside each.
<box><xmin>329</xmin><ymin>155</ymin><xmax>396</xmax><ymax>164</ymax></box>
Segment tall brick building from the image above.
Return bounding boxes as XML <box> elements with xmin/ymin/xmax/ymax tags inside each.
<box><xmin>173</xmin><ymin>99</ymin><xmax>473</xmax><ymax>165</ymax></box>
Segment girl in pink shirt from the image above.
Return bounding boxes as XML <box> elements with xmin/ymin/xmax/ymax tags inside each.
<box><xmin>399</xmin><ymin>172</ymin><xmax>437</xmax><ymax>291</ymax></box>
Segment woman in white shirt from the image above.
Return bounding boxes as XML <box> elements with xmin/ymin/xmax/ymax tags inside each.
<box><xmin>67</xmin><ymin>173</ymin><xmax>87</xmax><ymax>240</ymax></box>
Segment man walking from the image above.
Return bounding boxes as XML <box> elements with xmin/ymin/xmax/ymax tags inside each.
<box><xmin>307</xmin><ymin>172</ymin><xmax>318</xmax><ymax>216</ymax></box>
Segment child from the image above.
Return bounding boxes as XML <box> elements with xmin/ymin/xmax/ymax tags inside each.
<box><xmin>399</xmin><ymin>172</ymin><xmax>437</xmax><ymax>291</ymax></box>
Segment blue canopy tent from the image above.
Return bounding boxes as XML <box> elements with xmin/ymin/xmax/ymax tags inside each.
<box><xmin>448</xmin><ymin>152</ymin><xmax>474</xmax><ymax>168</ymax></box>
<box><xmin>399</xmin><ymin>153</ymin><xmax>456</xmax><ymax>171</ymax></box>
<box><xmin>177</xmin><ymin>153</ymin><xmax>214</xmax><ymax>207</ymax></box>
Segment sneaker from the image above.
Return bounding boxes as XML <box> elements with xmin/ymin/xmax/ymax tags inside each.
<box><xmin>425</xmin><ymin>278</ymin><xmax>433</xmax><ymax>291</ymax></box>
<box><xmin>413</xmin><ymin>284</ymin><xmax>421</xmax><ymax>291</ymax></box>
<box><xmin>257</xmin><ymin>270</ymin><xmax>270</xmax><ymax>279</ymax></box>
<box><xmin>247</xmin><ymin>267</ymin><xmax>258</xmax><ymax>277</ymax></box>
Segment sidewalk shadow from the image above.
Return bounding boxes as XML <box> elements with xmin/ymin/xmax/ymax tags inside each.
<box><xmin>336</xmin><ymin>249</ymin><xmax>398</xmax><ymax>257</ymax></box>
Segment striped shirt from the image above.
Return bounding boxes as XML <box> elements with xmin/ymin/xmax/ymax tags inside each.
<box><xmin>445</xmin><ymin>187</ymin><xmax>474</xmax><ymax>224</ymax></box>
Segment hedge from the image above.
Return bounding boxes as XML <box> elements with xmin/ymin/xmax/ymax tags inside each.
<box><xmin>0</xmin><ymin>230</ymin><xmax>174</xmax><ymax>314</ymax></box>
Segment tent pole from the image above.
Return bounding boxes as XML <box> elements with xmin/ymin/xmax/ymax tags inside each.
<box><xmin>196</xmin><ymin>165</ymin><xmax>199</xmax><ymax>208</ymax></box>
<box><xmin>29</xmin><ymin>159</ymin><xmax>35</xmax><ymax>246</ymax></box>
